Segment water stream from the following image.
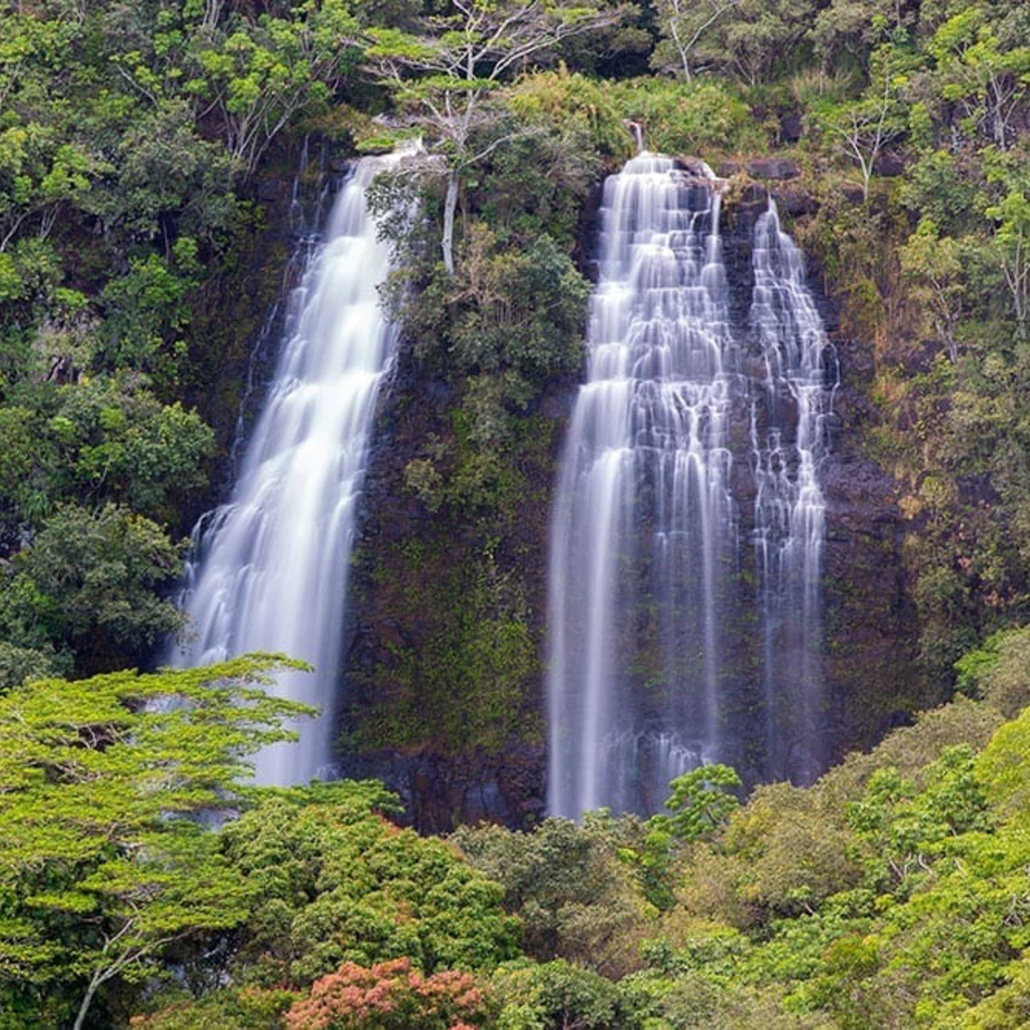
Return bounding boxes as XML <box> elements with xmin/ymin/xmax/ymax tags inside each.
<box><xmin>170</xmin><ymin>151</ymin><xmax>403</xmax><ymax>785</ymax></box>
<box><xmin>548</xmin><ymin>158</ymin><xmax>835</xmax><ymax>817</ymax></box>
<box><xmin>548</xmin><ymin>154</ymin><xmax>737</xmax><ymax>817</ymax></box>
<box><xmin>750</xmin><ymin>199</ymin><xmax>837</xmax><ymax>781</ymax></box>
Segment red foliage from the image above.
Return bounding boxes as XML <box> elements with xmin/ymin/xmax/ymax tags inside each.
<box><xmin>284</xmin><ymin>957</ymin><xmax>488</xmax><ymax>1030</ymax></box>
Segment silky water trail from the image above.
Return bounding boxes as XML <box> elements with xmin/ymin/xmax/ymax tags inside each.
<box><xmin>750</xmin><ymin>198</ymin><xmax>838</xmax><ymax>784</ymax></box>
<box><xmin>548</xmin><ymin>157</ymin><xmax>836</xmax><ymax>818</ymax></box>
<box><xmin>170</xmin><ymin>151</ymin><xmax>405</xmax><ymax>786</ymax></box>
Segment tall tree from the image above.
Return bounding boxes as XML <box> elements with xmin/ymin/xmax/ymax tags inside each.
<box><xmin>651</xmin><ymin>0</ymin><xmax>740</xmax><ymax>82</ymax></box>
<box><xmin>815</xmin><ymin>33</ymin><xmax>906</xmax><ymax>202</ymax></box>
<box><xmin>0</xmin><ymin>655</ymin><xmax>313</xmax><ymax>1029</ymax></box>
<box><xmin>362</xmin><ymin>0</ymin><xmax>623</xmax><ymax>274</ymax></box>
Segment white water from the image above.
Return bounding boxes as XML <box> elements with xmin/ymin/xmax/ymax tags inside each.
<box><xmin>548</xmin><ymin>154</ymin><xmax>736</xmax><ymax>817</ymax></box>
<box><xmin>750</xmin><ymin>199</ymin><xmax>836</xmax><ymax>779</ymax></box>
<box><xmin>171</xmin><ymin>152</ymin><xmax>404</xmax><ymax>785</ymax></box>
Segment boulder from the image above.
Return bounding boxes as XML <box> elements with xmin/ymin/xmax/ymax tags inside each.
<box><xmin>779</xmin><ymin>112</ymin><xmax>804</xmax><ymax>144</ymax></box>
<box><xmin>746</xmin><ymin>157</ymin><xmax>800</xmax><ymax>180</ymax></box>
<box><xmin>772</xmin><ymin>188</ymin><xmax>819</xmax><ymax>217</ymax></box>
<box><xmin>874</xmin><ymin>149</ymin><xmax>906</xmax><ymax>177</ymax></box>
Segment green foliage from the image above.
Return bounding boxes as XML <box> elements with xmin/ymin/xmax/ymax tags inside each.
<box><xmin>99</xmin><ymin>245</ymin><xmax>199</xmax><ymax>390</ymax></box>
<box><xmin>1</xmin><ymin>2</ymin><xmax>1030</xmax><ymax>1025</ymax></box>
<box><xmin>0</xmin><ymin>640</ymin><xmax>68</xmax><ymax>691</ymax></box>
<box><xmin>682</xmin><ymin>0</ymin><xmax>817</xmax><ymax>86</ymax></box>
<box><xmin>0</xmin><ymin>656</ymin><xmax>313</xmax><ymax>1028</ymax></box>
<box><xmin>507</xmin><ymin>70</ymin><xmax>634</xmax><ymax>166</ymax></box>
<box><xmin>622</xmin><ymin>765</ymin><xmax>741</xmax><ymax>911</ymax></box>
<box><xmin>0</xmin><ymin>502</ymin><xmax>184</xmax><ymax>674</ymax></box>
<box><xmin>130</xmin><ymin>988</ymin><xmax>298</xmax><ymax>1030</ymax></box>
<box><xmin>662</xmin><ymin>764</ymin><xmax>742</xmax><ymax>842</ymax></box>
<box><xmin>955</xmin><ymin>625</ymin><xmax>1030</xmax><ymax>717</ymax></box>
<box><xmin>218</xmin><ymin>782</ymin><xmax>521</xmax><ymax>987</ymax></box>
<box><xmin>491</xmin><ymin>960</ymin><xmax>633</xmax><ymax>1030</ymax></box>
<box><xmin>362</xmin><ymin>0</ymin><xmax>624</xmax><ymax>271</ymax></box>
<box><xmin>0</xmin><ymin>377</ymin><xmax>213</xmax><ymax>542</ymax></box>
<box><xmin>454</xmin><ymin>815</ymin><xmax>653</xmax><ymax>978</ymax></box>
<box><xmin>606</xmin><ymin>78</ymin><xmax>763</xmax><ymax>155</ymax></box>
<box><xmin>0</xmin><ymin>0</ymin><xmax>359</xmax><ymax>678</ymax></box>
<box><xmin>183</xmin><ymin>0</ymin><xmax>360</xmax><ymax>176</ymax></box>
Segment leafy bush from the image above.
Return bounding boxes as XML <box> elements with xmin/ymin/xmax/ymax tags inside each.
<box><xmin>454</xmin><ymin>816</ymin><xmax>653</xmax><ymax>978</ymax></box>
<box><xmin>285</xmin><ymin>958</ymin><xmax>491</xmax><ymax>1030</ymax></box>
<box><xmin>0</xmin><ymin>502</ymin><xmax>184</xmax><ymax>673</ymax></box>
<box><xmin>218</xmin><ymin>783</ymin><xmax>522</xmax><ymax>987</ymax></box>
<box><xmin>605</xmin><ymin>79</ymin><xmax>764</xmax><ymax>155</ymax></box>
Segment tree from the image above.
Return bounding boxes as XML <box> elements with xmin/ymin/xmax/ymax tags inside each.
<box><xmin>0</xmin><ymin>656</ymin><xmax>314</xmax><ymax>1029</ymax></box>
<box><xmin>811</xmin><ymin>0</ymin><xmax>911</xmax><ymax>70</ymax></box>
<box><xmin>490</xmin><ymin>959</ymin><xmax>627</xmax><ymax>1030</ymax></box>
<box><xmin>679</xmin><ymin>0</ymin><xmax>816</xmax><ymax>86</ymax></box>
<box><xmin>985</xmin><ymin>175</ymin><xmax>1030</xmax><ymax>335</ymax></box>
<box><xmin>452</xmin><ymin>815</ymin><xmax>649</xmax><ymax>977</ymax></box>
<box><xmin>816</xmin><ymin>36</ymin><xmax>904</xmax><ymax>202</ymax></box>
<box><xmin>899</xmin><ymin>218</ymin><xmax>966</xmax><ymax>362</ymax></box>
<box><xmin>0</xmin><ymin>502</ymin><xmax>185</xmax><ymax>673</ymax></box>
<box><xmin>661</xmin><ymin>763</ymin><xmax>741</xmax><ymax>842</ymax></box>
<box><xmin>217</xmin><ymin>782</ymin><xmax>521</xmax><ymax>988</ymax></box>
<box><xmin>183</xmin><ymin>0</ymin><xmax>361</xmax><ymax>177</ymax></box>
<box><xmin>927</xmin><ymin>7</ymin><xmax>1030</xmax><ymax>150</ymax></box>
<box><xmin>363</xmin><ymin>0</ymin><xmax>623</xmax><ymax>273</ymax></box>
<box><xmin>284</xmin><ymin>958</ymin><xmax>490</xmax><ymax>1030</ymax></box>
<box><xmin>651</xmin><ymin>0</ymin><xmax>740</xmax><ymax>82</ymax></box>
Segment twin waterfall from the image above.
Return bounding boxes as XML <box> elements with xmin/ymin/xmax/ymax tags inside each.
<box><xmin>548</xmin><ymin>155</ymin><xmax>834</xmax><ymax>817</ymax></box>
<box><xmin>171</xmin><ymin>147</ymin><xmax>833</xmax><ymax>809</ymax></box>
<box><xmin>171</xmin><ymin>153</ymin><xmax>403</xmax><ymax>785</ymax></box>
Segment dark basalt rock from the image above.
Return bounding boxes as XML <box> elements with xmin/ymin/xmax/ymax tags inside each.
<box><xmin>746</xmin><ymin>157</ymin><xmax>801</xmax><ymax>180</ymax></box>
<box><xmin>780</xmin><ymin>112</ymin><xmax>804</xmax><ymax>144</ymax></box>
<box><xmin>772</xmin><ymin>188</ymin><xmax>820</xmax><ymax>217</ymax></box>
<box><xmin>337</xmin><ymin>745</ymin><xmax>546</xmax><ymax>832</ymax></box>
<box><xmin>875</xmin><ymin>149</ymin><xmax>906</xmax><ymax>177</ymax></box>
<box><xmin>341</xmin><ymin>155</ymin><xmax>925</xmax><ymax>828</ymax></box>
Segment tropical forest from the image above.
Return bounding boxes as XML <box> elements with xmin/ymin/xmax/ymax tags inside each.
<box><xmin>1</xmin><ymin>0</ymin><xmax>1030</xmax><ymax>1026</ymax></box>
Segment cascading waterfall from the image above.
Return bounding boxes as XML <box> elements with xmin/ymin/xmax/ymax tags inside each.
<box><xmin>171</xmin><ymin>150</ymin><xmax>405</xmax><ymax>785</ymax></box>
<box><xmin>750</xmin><ymin>199</ymin><xmax>836</xmax><ymax>780</ymax></box>
<box><xmin>548</xmin><ymin>153</ymin><xmax>737</xmax><ymax>818</ymax></box>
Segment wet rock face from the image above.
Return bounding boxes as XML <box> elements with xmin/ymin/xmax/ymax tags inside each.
<box><xmin>874</xmin><ymin>149</ymin><xmax>906</xmax><ymax>176</ymax></box>
<box><xmin>337</xmin><ymin>745</ymin><xmax>546</xmax><ymax>832</ymax></box>
<box><xmin>746</xmin><ymin>157</ymin><xmax>801</xmax><ymax>180</ymax></box>
<box><xmin>339</xmin><ymin>298</ymin><xmax>565</xmax><ymax>831</ymax></box>
<box><xmin>341</xmin><ymin>171</ymin><xmax>923</xmax><ymax>829</ymax></box>
<box><xmin>779</xmin><ymin>112</ymin><xmax>804</xmax><ymax>144</ymax></box>
<box><xmin>709</xmin><ymin>184</ymin><xmax>923</xmax><ymax>782</ymax></box>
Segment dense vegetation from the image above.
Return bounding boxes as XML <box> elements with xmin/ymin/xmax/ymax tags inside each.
<box><xmin>4</xmin><ymin>641</ymin><xmax>1030</xmax><ymax>1027</ymax></box>
<box><xmin>2</xmin><ymin>0</ymin><xmax>1030</xmax><ymax>1024</ymax></box>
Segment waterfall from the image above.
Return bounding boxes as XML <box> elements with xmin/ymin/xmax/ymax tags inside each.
<box><xmin>750</xmin><ymin>199</ymin><xmax>836</xmax><ymax>781</ymax></box>
<box><xmin>548</xmin><ymin>154</ymin><xmax>737</xmax><ymax>818</ymax></box>
<box><xmin>170</xmin><ymin>150</ymin><xmax>405</xmax><ymax>785</ymax></box>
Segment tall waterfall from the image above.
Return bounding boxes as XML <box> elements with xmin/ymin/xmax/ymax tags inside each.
<box><xmin>750</xmin><ymin>199</ymin><xmax>835</xmax><ymax>781</ymax></box>
<box><xmin>171</xmin><ymin>151</ymin><xmax>403</xmax><ymax>785</ymax></box>
<box><xmin>548</xmin><ymin>154</ymin><xmax>737</xmax><ymax>818</ymax></box>
<box><xmin>548</xmin><ymin>163</ymin><xmax>836</xmax><ymax>818</ymax></box>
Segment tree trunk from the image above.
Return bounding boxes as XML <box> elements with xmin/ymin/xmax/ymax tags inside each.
<box><xmin>73</xmin><ymin>974</ymin><xmax>101</xmax><ymax>1030</ymax></box>
<box><xmin>441</xmin><ymin>168</ymin><xmax>458</xmax><ymax>275</ymax></box>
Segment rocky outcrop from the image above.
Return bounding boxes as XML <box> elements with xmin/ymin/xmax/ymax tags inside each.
<box><xmin>746</xmin><ymin>157</ymin><xmax>801</xmax><ymax>180</ymax></box>
<box><xmin>340</xmin><ymin>162</ymin><xmax>925</xmax><ymax>828</ymax></box>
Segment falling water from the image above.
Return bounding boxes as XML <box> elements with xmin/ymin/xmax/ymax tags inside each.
<box><xmin>750</xmin><ymin>199</ymin><xmax>836</xmax><ymax>781</ymax></box>
<box><xmin>171</xmin><ymin>150</ymin><xmax>405</xmax><ymax>785</ymax></box>
<box><xmin>548</xmin><ymin>154</ymin><xmax>736</xmax><ymax>818</ymax></box>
